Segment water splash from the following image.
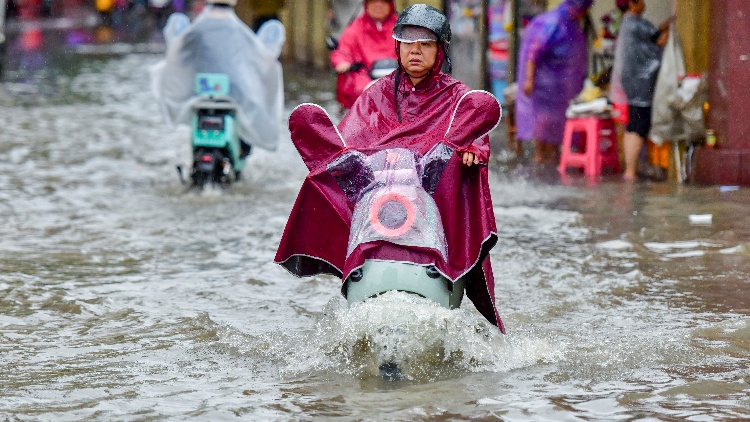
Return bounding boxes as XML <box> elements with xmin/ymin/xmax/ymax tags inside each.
<box><xmin>230</xmin><ymin>291</ymin><xmax>564</xmax><ymax>382</ymax></box>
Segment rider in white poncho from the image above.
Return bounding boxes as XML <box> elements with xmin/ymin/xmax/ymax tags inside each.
<box><xmin>150</xmin><ymin>0</ymin><xmax>286</xmax><ymax>152</ymax></box>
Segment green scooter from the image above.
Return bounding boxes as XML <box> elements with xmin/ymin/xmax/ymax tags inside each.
<box><xmin>177</xmin><ymin>73</ymin><xmax>248</xmax><ymax>189</ymax></box>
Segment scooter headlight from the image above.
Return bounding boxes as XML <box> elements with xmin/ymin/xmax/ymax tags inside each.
<box><xmin>368</xmin><ymin>192</ymin><xmax>415</xmax><ymax>238</ymax></box>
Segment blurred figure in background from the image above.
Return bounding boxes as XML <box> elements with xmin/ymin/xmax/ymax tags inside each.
<box><xmin>613</xmin><ymin>0</ymin><xmax>673</xmax><ymax>181</ymax></box>
<box><xmin>601</xmin><ymin>0</ymin><xmax>629</xmax><ymax>40</ymax></box>
<box><xmin>604</xmin><ymin>0</ymin><xmax>631</xmax><ymax>114</ymax></box>
<box><xmin>327</xmin><ymin>0</ymin><xmax>361</xmax><ymax>39</ymax></box>
<box><xmin>150</xmin><ymin>0</ymin><xmax>286</xmax><ymax>152</ymax></box>
<box><xmin>330</xmin><ymin>0</ymin><xmax>398</xmax><ymax>112</ymax></box>
<box><xmin>514</xmin><ymin>0</ymin><xmax>593</xmax><ymax>164</ymax></box>
<box><xmin>248</xmin><ymin>0</ymin><xmax>284</xmax><ymax>31</ymax></box>
<box><xmin>5</xmin><ymin>0</ymin><xmax>18</xmax><ymax>19</ymax></box>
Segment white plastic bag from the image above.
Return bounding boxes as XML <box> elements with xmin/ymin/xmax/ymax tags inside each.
<box><xmin>649</xmin><ymin>23</ymin><xmax>685</xmax><ymax>145</ymax></box>
<box><xmin>650</xmin><ymin>24</ymin><xmax>707</xmax><ymax>145</ymax></box>
<box><xmin>676</xmin><ymin>75</ymin><xmax>708</xmax><ymax>142</ymax></box>
<box><xmin>608</xmin><ymin>37</ymin><xmax>628</xmax><ymax>106</ymax></box>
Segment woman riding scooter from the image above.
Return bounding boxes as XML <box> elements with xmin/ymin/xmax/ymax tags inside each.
<box><xmin>330</xmin><ymin>0</ymin><xmax>398</xmax><ymax>112</ymax></box>
<box><xmin>277</xmin><ymin>4</ymin><xmax>505</xmax><ymax>332</ymax></box>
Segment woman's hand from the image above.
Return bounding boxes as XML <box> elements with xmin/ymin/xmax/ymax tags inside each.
<box><xmin>659</xmin><ymin>13</ymin><xmax>677</xmax><ymax>31</ymax></box>
<box><xmin>522</xmin><ymin>78</ymin><xmax>534</xmax><ymax>96</ymax></box>
<box><xmin>462</xmin><ymin>151</ymin><xmax>478</xmax><ymax>167</ymax></box>
<box><xmin>335</xmin><ymin>62</ymin><xmax>352</xmax><ymax>73</ymax></box>
<box><xmin>656</xmin><ymin>30</ymin><xmax>669</xmax><ymax>47</ymax></box>
<box><xmin>523</xmin><ymin>60</ymin><xmax>536</xmax><ymax>96</ymax></box>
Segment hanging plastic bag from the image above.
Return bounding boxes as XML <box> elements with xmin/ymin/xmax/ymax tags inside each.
<box><xmin>608</xmin><ymin>36</ymin><xmax>628</xmax><ymax>124</ymax></box>
<box><xmin>674</xmin><ymin>74</ymin><xmax>708</xmax><ymax>143</ymax></box>
<box><xmin>649</xmin><ymin>23</ymin><xmax>685</xmax><ymax>145</ymax></box>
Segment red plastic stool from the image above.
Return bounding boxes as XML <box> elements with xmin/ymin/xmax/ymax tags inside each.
<box><xmin>558</xmin><ymin>117</ymin><xmax>621</xmax><ymax>177</ymax></box>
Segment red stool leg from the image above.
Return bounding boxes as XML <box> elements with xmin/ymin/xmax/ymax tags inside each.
<box><xmin>584</xmin><ymin>118</ymin><xmax>601</xmax><ymax>177</ymax></box>
<box><xmin>558</xmin><ymin>119</ymin><xmax>577</xmax><ymax>174</ymax></box>
<box><xmin>599</xmin><ymin>119</ymin><xmax>620</xmax><ymax>174</ymax></box>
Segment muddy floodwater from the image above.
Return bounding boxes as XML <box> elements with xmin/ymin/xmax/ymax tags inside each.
<box><xmin>1</xmin><ymin>19</ymin><xmax>749</xmax><ymax>421</ymax></box>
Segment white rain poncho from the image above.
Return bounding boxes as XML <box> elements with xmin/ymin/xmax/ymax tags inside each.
<box><xmin>150</xmin><ymin>6</ymin><xmax>286</xmax><ymax>151</ymax></box>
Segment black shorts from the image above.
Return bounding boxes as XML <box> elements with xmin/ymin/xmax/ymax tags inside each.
<box><xmin>626</xmin><ymin>105</ymin><xmax>652</xmax><ymax>139</ymax></box>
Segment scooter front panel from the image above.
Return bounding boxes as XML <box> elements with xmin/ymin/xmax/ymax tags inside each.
<box><xmin>347</xmin><ymin>184</ymin><xmax>446</xmax><ymax>259</ymax></box>
<box><xmin>330</xmin><ymin>148</ymin><xmax>449</xmax><ymax>260</ymax></box>
<box><xmin>345</xmin><ymin>260</ymin><xmax>464</xmax><ymax>309</ymax></box>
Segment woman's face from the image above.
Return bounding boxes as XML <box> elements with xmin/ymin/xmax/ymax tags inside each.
<box><xmin>365</xmin><ymin>0</ymin><xmax>391</xmax><ymax>22</ymax></box>
<box><xmin>399</xmin><ymin>40</ymin><xmax>438</xmax><ymax>80</ymax></box>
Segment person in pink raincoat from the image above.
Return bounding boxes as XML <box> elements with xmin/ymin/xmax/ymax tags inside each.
<box><xmin>515</xmin><ymin>0</ymin><xmax>593</xmax><ymax>164</ymax></box>
<box><xmin>330</xmin><ymin>0</ymin><xmax>398</xmax><ymax>111</ymax></box>
<box><xmin>277</xmin><ymin>4</ymin><xmax>506</xmax><ymax>332</ymax></box>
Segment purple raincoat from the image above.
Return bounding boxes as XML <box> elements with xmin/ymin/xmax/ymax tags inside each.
<box><xmin>515</xmin><ymin>0</ymin><xmax>589</xmax><ymax>144</ymax></box>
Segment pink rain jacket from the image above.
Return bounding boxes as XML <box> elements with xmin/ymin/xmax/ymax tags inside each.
<box><xmin>277</xmin><ymin>49</ymin><xmax>505</xmax><ymax>332</ymax></box>
<box><xmin>330</xmin><ymin>1</ymin><xmax>398</xmax><ymax>109</ymax></box>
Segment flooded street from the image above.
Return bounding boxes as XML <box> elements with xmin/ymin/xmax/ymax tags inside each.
<box><xmin>1</xmin><ymin>16</ymin><xmax>749</xmax><ymax>421</ymax></box>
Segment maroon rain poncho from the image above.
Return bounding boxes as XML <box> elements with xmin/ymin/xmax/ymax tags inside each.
<box><xmin>276</xmin><ymin>42</ymin><xmax>505</xmax><ymax>332</ymax></box>
<box><xmin>330</xmin><ymin>0</ymin><xmax>398</xmax><ymax>109</ymax></box>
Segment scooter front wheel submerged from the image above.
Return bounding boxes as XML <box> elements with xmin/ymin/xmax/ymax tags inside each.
<box><xmin>378</xmin><ymin>361</ymin><xmax>403</xmax><ymax>381</ymax></box>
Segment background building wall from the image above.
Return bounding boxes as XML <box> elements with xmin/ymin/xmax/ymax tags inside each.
<box><xmin>693</xmin><ymin>0</ymin><xmax>750</xmax><ymax>185</ymax></box>
<box><xmin>588</xmin><ymin>0</ymin><xmax>671</xmax><ymax>36</ymax></box>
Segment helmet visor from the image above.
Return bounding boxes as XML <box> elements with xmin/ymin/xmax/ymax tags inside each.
<box><xmin>392</xmin><ymin>25</ymin><xmax>438</xmax><ymax>43</ymax></box>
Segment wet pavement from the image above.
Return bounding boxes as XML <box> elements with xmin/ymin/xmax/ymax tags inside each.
<box><xmin>1</xmin><ymin>10</ymin><xmax>749</xmax><ymax>421</ymax></box>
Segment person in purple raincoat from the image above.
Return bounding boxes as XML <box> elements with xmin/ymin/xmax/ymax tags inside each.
<box><xmin>515</xmin><ymin>0</ymin><xmax>592</xmax><ymax>164</ymax></box>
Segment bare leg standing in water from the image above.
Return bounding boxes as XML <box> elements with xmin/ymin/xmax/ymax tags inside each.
<box><xmin>534</xmin><ymin>140</ymin><xmax>545</xmax><ymax>163</ymax></box>
<box><xmin>622</xmin><ymin>131</ymin><xmax>642</xmax><ymax>181</ymax></box>
<box><xmin>534</xmin><ymin>141</ymin><xmax>560</xmax><ymax>164</ymax></box>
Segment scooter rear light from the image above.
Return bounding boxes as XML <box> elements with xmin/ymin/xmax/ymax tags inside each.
<box><xmin>201</xmin><ymin>155</ymin><xmax>213</xmax><ymax>162</ymax></box>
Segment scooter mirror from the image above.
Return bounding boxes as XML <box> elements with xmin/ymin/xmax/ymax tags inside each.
<box><xmin>369</xmin><ymin>58</ymin><xmax>398</xmax><ymax>79</ymax></box>
<box><xmin>419</xmin><ymin>143</ymin><xmax>453</xmax><ymax>195</ymax></box>
<box><xmin>325</xmin><ymin>35</ymin><xmax>339</xmax><ymax>51</ymax></box>
<box><xmin>327</xmin><ymin>151</ymin><xmax>374</xmax><ymax>203</ymax></box>
<box><xmin>256</xmin><ymin>19</ymin><xmax>286</xmax><ymax>59</ymax></box>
